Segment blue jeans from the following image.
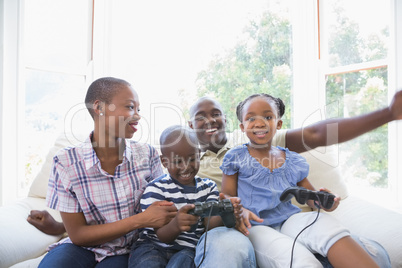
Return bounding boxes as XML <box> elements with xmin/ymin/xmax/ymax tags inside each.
<box><xmin>315</xmin><ymin>235</ymin><xmax>391</xmax><ymax>268</ymax></box>
<box><xmin>194</xmin><ymin>227</ymin><xmax>390</xmax><ymax>268</ymax></box>
<box><xmin>129</xmin><ymin>240</ymin><xmax>195</xmax><ymax>268</ymax></box>
<box><xmin>38</xmin><ymin>243</ymin><xmax>129</xmax><ymax>268</ymax></box>
<box><xmin>194</xmin><ymin>227</ymin><xmax>256</xmax><ymax>268</ymax></box>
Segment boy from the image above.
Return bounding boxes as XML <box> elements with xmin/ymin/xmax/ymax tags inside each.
<box><xmin>128</xmin><ymin>125</ymin><xmax>240</xmax><ymax>268</ymax></box>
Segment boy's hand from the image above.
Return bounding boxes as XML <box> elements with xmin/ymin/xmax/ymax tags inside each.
<box><xmin>172</xmin><ymin>204</ymin><xmax>199</xmax><ymax>232</ymax></box>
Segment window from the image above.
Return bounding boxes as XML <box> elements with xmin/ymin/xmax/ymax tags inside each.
<box><xmin>2</xmin><ymin>0</ymin><xmax>400</xmax><ymax>207</ymax></box>
<box><xmin>22</xmin><ymin>0</ymin><xmax>93</xmax><ymax>195</ymax></box>
<box><xmin>101</xmin><ymin>0</ymin><xmax>295</xmax><ymax>144</ymax></box>
<box><xmin>318</xmin><ymin>0</ymin><xmax>399</xmax><ymax>206</ymax></box>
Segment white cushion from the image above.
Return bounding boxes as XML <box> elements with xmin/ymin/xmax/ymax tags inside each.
<box><xmin>300</xmin><ymin>145</ymin><xmax>349</xmax><ymax>199</ymax></box>
<box><xmin>28</xmin><ymin>133</ymin><xmax>87</xmax><ymax>199</ymax></box>
<box><xmin>0</xmin><ymin>197</ymin><xmax>62</xmax><ymax>268</ymax></box>
<box><xmin>9</xmin><ymin>255</ymin><xmax>45</xmax><ymax>268</ymax></box>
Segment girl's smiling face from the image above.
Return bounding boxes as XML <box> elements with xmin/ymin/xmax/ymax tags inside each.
<box><xmin>240</xmin><ymin>96</ymin><xmax>282</xmax><ymax>147</ymax></box>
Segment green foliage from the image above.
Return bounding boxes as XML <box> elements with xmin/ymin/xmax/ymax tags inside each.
<box><xmin>196</xmin><ymin>11</ymin><xmax>292</xmax><ymax>131</ymax></box>
<box><xmin>325</xmin><ymin>5</ymin><xmax>389</xmax><ymax>187</ymax></box>
<box><xmin>196</xmin><ymin>5</ymin><xmax>389</xmax><ymax>187</ymax></box>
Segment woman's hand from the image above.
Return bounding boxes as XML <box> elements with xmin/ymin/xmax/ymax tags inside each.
<box><xmin>141</xmin><ymin>201</ymin><xmax>178</xmax><ymax>229</ymax></box>
<box><xmin>27</xmin><ymin>210</ymin><xmax>66</xmax><ymax>235</ymax></box>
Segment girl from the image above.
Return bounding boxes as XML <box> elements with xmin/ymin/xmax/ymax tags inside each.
<box><xmin>221</xmin><ymin>93</ymin><xmax>379</xmax><ymax>268</ymax></box>
<box><xmin>39</xmin><ymin>77</ymin><xmax>177</xmax><ymax>267</ymax></box>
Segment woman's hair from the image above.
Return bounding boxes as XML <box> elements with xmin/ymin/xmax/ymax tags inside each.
<box><xmin>84</xmin><ymin>77</ymin><xmax>131</xmax><ymax>118</ymax></box>
<box><xmin>236</xmin><ymin>93</ymin><xmax>285</xmax><ymax>122</ymax></box>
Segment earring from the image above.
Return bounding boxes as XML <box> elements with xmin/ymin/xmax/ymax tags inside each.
<box><xmin>100</xmin><ymin>112</ymin><xmax>104</xmax><ymax>116</ymax></box>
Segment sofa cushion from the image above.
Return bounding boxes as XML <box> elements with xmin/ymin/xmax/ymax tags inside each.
<box><xmin>0</xmin><ymin>197</ymin><xmax>63</xmax><ymax>268</ymax></box>
<box><xmin>300</xmin><ymin>145</ymin><xmax>349</xmax><ymax>199</ymax></box>
<box><xmin>9</xmin><ymin>255</ymin><xmax>45</xmax><ymax>268</ymax></box>
<box><xmin>28</xmin><ymin>133</ymin><xmax>86</xmax><ymax>199</ymax></box>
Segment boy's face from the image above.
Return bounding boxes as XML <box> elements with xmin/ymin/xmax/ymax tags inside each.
<box><xmin>161</xmin><ymin>137</ymin><xmax>200</xmax><ymax>186</ymax></box>
<box><xmin>188</xmin><ymin>99</ymin><xmax>227</xmax><ymax>148</ymax></box>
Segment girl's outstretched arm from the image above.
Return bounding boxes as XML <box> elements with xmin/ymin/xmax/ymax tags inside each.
<box><xmin>285</xmin><ymin>90</ymin><xmax>402</xmax><ymax>153</ymax></box>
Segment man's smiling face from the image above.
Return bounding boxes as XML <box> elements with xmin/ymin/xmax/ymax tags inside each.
<box><xmin>188</xmin><ymin>98</ymin><xmax>227</xmax><ymax>151</ymax></box>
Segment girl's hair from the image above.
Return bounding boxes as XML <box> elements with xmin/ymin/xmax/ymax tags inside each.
<box><xmin>236</xmin><ymin>93</ymin><xmax>285</xmax><ymax>122</ymax></box>
<box><xmin>84</xmin><ymin>77</ymin><xmax>132</xmax><ymax>118</ymax></box>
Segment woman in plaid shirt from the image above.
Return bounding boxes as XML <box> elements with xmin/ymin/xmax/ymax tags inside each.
<box><xmin>38</xmin><ymin>77</ymin><xmax>178</xmax><ymax>267</ymax></box>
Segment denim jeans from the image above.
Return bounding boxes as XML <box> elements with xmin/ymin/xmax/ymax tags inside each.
<box><xmin>38</xmin><ymin>243</ymin><xmax>129</xmax><ymax>268</ymax></box>
<box><xmin>129</xmin><ymin>240</ymin><xmax>195</xmax><ymax>268</ymax></box>
<box><xmin>194</xmin><ymin>227</ymin><xmax>257</xmax><ymax>268</ymax></box>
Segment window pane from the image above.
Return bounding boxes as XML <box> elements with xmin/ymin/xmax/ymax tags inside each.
<box><xmin>326</xmin><ymin>67</ymin><xmax>388</xmax><ymax>189</ymax></box>
<box><xmin>24</xmin><ymin>70</ymin><xmax>90</xmax><ymax>190</ymax></box>
<box><xmin>24</xmin><ymin>0</ymin><xmax>91</xmax><ymax>73</ymax></box>
<box><xmin>322</xmin><ymin>0</ymin><xmax>390</xmax><ymax>67</ymax></box>
<box><xmin>22</xmin><ymin>0</ymin><xmax>91</xmax><ymax>193</ymax></box>
<box><xmin>107</xmin><ymin>0</ymin><xmax>293</xmax><ymax>142</ymax></box>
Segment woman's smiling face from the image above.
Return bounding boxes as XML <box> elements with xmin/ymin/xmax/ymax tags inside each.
<box><xmin>102</xmin><ymin>85</ymin><xmax>141</xmax><ymax>139</ymax></box>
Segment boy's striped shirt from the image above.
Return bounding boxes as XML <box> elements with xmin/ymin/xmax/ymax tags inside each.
<box><xmin>138</xmin><ymin>174</ymin><xmax>219</xmax><ymax>250</ymax></box>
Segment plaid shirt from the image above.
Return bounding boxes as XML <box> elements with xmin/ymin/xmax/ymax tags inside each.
<box><xmin>46</xmin><ymin>133</ymin><xmax>164</xmax><ymax>261</ymax></box>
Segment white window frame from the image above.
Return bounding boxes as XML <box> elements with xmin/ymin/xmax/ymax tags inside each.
<box><xmin>0</xmin><ymin>0</ymin><xmax>24</xmax><ymax>206</ymax></box>
<box><xmin>0</xmin><ymin>0</ymin><xmax>94</xmax><ymax>205</ymax></box>
<box><xmin>388</xmin><ymin>0</ymin><xmax>402</xmax><ymax>207</ymax></box>
<box><xmin>292</xmin><ymin>0</ymin><xmax>402</xmax><ymax>208</ymax></box>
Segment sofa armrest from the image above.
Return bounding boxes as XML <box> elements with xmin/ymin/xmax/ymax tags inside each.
<box><xmin>0</xmin><ymin>197</ymin><xmax>63</xmax><ymax>268</ymax></box>
<box><xmin>328</xmin><ymin>195</ymin><xmax>402</xmax><ymax>268</ymax></box>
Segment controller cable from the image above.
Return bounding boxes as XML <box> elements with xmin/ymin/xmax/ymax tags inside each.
<box><xmin>196</xmin><ymin>205</ymin><xmax>214</xmax><ymax>268</ymax></box>
<box><xmin>289</xmin><ymin>195</ymin><xmax>322</xmax><ymax>268</ymax></box>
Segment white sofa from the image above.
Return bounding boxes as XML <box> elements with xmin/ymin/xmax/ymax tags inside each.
<box><xmin>1</xmin><ymin>133</ymin><xmax>402</xmax><ymax>268</ymax></box>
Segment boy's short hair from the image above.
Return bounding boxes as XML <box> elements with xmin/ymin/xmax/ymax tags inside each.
<box><xmin>159</xmin><ymin>125</ymin><xmax>199</xmax><ymax>155</ymax></box>
<box><xmin>84</xmin><ymin>77</ymin><xmax>131</xmax><ymax>118</ymax></box>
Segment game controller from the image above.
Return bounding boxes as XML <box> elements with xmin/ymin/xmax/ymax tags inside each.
<box><xmin>280</xmin><ymin>186</ymin><xmax>335</xmax><ymax>210</ymax></box>
<box><xmin>188</xmin><ymin>199</ymin><xmax>236</xmax><ymax>232</ymax></box>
